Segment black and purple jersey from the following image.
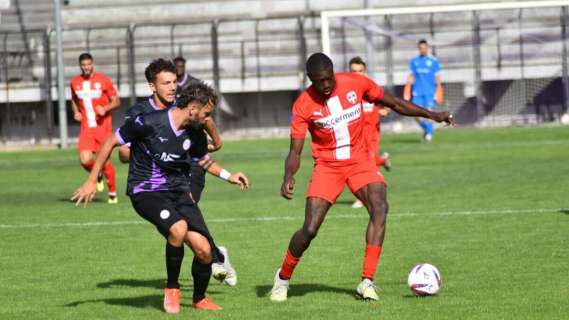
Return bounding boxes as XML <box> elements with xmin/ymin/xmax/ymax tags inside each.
<box><xmin>115</xmin><ymin>109</ymin><xmax>208</xmax><ymax>196</ymax></box>
<box><xmin>124</xmin><ymin>97</ymin><xmax>169</xmax><ymax>122</ymax></box>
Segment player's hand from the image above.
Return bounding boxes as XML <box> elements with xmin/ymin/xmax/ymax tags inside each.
<box><xmin>280</xmin><ymin>176</ymin><xmax>295</xmax><ymax>200</ymax></box>
<box><xmin>207</xmin><ymin>143</ymin><xmax>220</xmax><ymax>152</ymax></box>
<box><xmin>228</xmin><ymin>172</ymin><xmax>249</xmax><ymax>190</ymax></box>
<box><xmin>73</xmin><ymin>112</ymin><xmax>82</xmax><ymax>122</ymax></box>
<box><xmin>432</xmin><ymin>111</ymin><xmax>455</xmax><ymax>126</ymax></box>
<box><xmin>95</xmin><ymin>106</ymin><xmax>107</xmax><ymax>116</ymax></box>
<box><xmin>71</xmin><ymin>180</ymin><xmax>97</xmax><ymax>207</ymax></box>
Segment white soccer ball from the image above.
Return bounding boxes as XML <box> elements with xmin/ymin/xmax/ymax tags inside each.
<box><xmin>407</xmin><ymin>263</ymin><xmax>442</xmax><ymax>296</ymax></box>
<box><xmin>560</xmin><ymin>113</ymin><xmax>569</xmax><ymax>125</ymax></box>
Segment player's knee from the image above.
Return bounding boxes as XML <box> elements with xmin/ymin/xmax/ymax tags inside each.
<box><xmin>302</xmin><ymin>224</ymin><xmax>319</xmax><ymax>240</ymax></box>
<box><xmin>194</xmin><ymin>244</ymin><xmax>212</xmax><ymax>264</ymax></box>
<box><xmin>168</xmin><ymin>221</ymin><xmax>188</xmax><ymax>243</ymax></box>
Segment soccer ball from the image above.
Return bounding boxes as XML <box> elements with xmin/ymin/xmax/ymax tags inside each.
<box><xmin>560</xmin><ymin>113</ymin><xmax>569</xmax><ymax>125</ymax></box>
<box><xmin>407</xmin><ymin>263</ymin><xmax>442</xmax><ymax>296</ymax></box>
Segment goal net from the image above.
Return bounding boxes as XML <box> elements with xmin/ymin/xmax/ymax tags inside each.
<box><xmin>320</xmin><ymin>1</ymin><xmax>569</xmax><ymax>127</ymax></box>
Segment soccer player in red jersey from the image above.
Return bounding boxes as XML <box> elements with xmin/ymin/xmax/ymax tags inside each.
<box><xmin>70</xmin><ymin>53</ymin><xmax>121</xmax><ymax>204</ymax></box>
<box><xmin>348</xmin><ymin>56</ymin><xmax>391</xmax><ymax>209</ymax></box>
<box><xmin>270</xmin><ymin>53</ymin><xmax>453</xmax><ymax>302</ymax></box>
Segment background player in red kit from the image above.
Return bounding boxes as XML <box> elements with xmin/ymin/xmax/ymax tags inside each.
<box><xmin>270</xmin><ymin>53</ymin><xmax>453</xmax><ymax>302</ymax></box>
<box><xmin>348</xmin><ymin>56</ymin><xmax>391</xmax><ymax>209</ymax></box>
<box><xmin>71</xmin><ymin>53</ymin><xmax>121</xmax><ymax>204</ymax></box>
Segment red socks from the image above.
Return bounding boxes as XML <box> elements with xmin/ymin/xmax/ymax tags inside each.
<box><xmin>362</xmin><ymin>244</ymin><xmax>382</xmax><ymax>280</ymax></box>
<box><xmin>279</xmin><ymin>249</ymin><xmax>300</xmax><ymax>280</ymax></box>
<box><xmin>103</xmin><ymin>162</ymin><xmax>117</xmax><ymax>194</ymax></box>
<box><xmin>376</xmin><ymin>156</ymin><xmax>386</xmax><ymax>167</ymax></box>
<box><xmin>81</xmin><ymin>159</ymin><xmax>95</xmax><ymax>172</ymax></box>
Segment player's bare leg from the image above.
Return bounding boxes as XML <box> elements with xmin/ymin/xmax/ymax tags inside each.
<box><xmin>102</xmin><ymin>158</ymin><xmax>118</xmax><ymax>204</ymax></box>
<box><xmin>271</xmin><ymin>197</ymin><xmax>331</xmax><ymax>301</ymax></box>
<box><xmin>353</xmin><ymin>182</ymin><xmax>389</xmax><ymax>301</ymax></box>
<box><xmin>185</xmin><ymin>231</ymin><xmax>222</xmax><ymax>310</ymax></box>
<box><xmin>163</xmin><ymin>220</ymin><xmax>188</xmax><ymax>314</ymax></box>
<box><xmin>79</xmin><ymin>150</ymin><xmax>105</xmax><ymax>192</ymax></box>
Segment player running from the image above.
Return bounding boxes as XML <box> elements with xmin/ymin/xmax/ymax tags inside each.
<box><xmin>348</xmin><ymin>56</ymin><xmax>391</xmax><ymax>209</ymax></box>
<box><xmin>269</xmin><ymin>53</ymin><xmax>453</xmax><ymax>302</ymax></box>
<box><xmin>404</xmin><ymin>39</ymin><xmax>444</xmax><ymax>143</ymax></box>
<box><xmin>72</xmin><ymin>82</ymin><xmax>249</xmax><ymax>313</ymax></box>
<box><xmin>71</xmin><ymin>53</ymin><xmax>121</xmax><ymax>204</ymax></box>
<box><xmin>118</xmin><ymin>58</ymin><xmax>237</xmax><ymax>286</ymax></box>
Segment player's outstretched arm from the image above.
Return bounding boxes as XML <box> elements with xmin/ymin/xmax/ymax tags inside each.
<box><xmin>71</xmin><ymin>135</ymin><xmax>119</xmax><ymax>207</ymax></box>
<box><xmin>199</xmin><ymin>157</ymin><xmax>249</xmax><ymax>190</ymax></box>
<box><xmin>204</xmin><ymin>118</ymin><xmax>223</xmax><ymax>152</ymax></box>
<box><xmin>379</xmin><ymin>93</ymin><xmax>454</xmax><ymax>125</ymax></box>
<box><xmin>281</xmin><ymin>138</ymin><xmax>304</xmax><ymax>200</ymax></box>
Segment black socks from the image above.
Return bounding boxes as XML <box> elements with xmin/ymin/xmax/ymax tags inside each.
<box><xmin>191</xmin><ymin>257</ymin><xmax>212</xmax><ymax>301</ymax></box>
<box><xmin>165</xmin><ymin>242</ymin><xmax>184</xmax><ymax>289</ymax></box>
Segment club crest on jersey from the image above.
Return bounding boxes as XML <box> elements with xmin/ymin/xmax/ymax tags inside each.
<box><xmin>346</xmin><ymin>91</ymin><xmax>357</xmax><ymax>105</ymax></box>
<box><xmin>94</xmin><ymin>82</ymin><xmax>101</xmax><ymax>89</ymax></box>
<box><xmin>182</xmin><ymin>139</ymin><xmax>191</xmax><ymax>150</ymax></box>
<box><xmin>426</xmin><ymin>60</ymin><xmax>432</xmax><ymax>67</ymax></box>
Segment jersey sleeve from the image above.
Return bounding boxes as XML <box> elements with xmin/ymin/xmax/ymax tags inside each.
<box><xmin>362</xmin><ymin>77</ymin><xmax>385</xmax><ymax>103</ymax></box>
<box><xmin>70</xmin><ymin>80</ymin><xmax>78</xmax><ymax>101</ymax></box>
<box><xmin>433</xmin><ymin>59</ymin><xmax>442</xmax><ymax>75</ymax></box>
<box><xmin>103</xmin><ymin>75</ymin><xmax>118</xmax><ymax>97</ymax></box>
<box><xmin>114</xmin><ymin>115</ymin><xmax>152</xmax><ymax>145</ymax></box>
<box><xmin>187</xmin><ymin>128</ymin><xmax>208</xmax><ymax>161</ymax></box>
<box><xmin>124</xmin><ymin>106</ymin><xmax>139</xmax><ymax>122</ymax></box>
<box><xmin>290</xmin><ymin>98</ymin><xmax>309</xmax><ymax>139</ymax></box>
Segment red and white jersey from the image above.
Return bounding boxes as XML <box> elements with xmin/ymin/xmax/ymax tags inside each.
<box><xmin>290</xmin><ymin>72</ymin><xmax>384</xmax><ymax>163</ymax></box>
<box><xmin>363</xmin><ymin>101</ymin><xmax>381</xmax><ymax>143</ymax></box>
<box><xmin>70</xmin><ymin>72</ymin><xmax>117</xmax><ymax>131</ymax></box>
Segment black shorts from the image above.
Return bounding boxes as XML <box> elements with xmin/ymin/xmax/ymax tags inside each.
<box><xmin>190</xmin><ymin>164</ymin><xmax>206</xmax><ymax>203</ymax></box>
<box><xmin>129</xmin><ymin>191</ymin><xmax>223</xmax><ymax>262</ymax></box>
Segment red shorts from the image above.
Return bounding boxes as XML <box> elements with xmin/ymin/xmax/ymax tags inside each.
<box><xmin>306</xmin><ymin>159</ymin><xmax>385</xmax><ymax>204</ymax></box>
<box><xmin>78</xmin><ymin>128</ymin><xmax>112</xmax><ymax>153</ymax></box>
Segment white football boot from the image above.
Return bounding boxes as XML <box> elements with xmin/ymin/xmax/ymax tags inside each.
<box><xmin>356</xmin><ymin>278</ymin><xmax>379</xmax><ymax>301</ymax></box>
<box><xmin>269</xmin><ymin>268</ymin><xmax>289</xmax><ymax>302</ymax></box>
<box><xmin>219</xmin><ymin>246</ymin><xmax>237</xmax><ymax>286</ymax></box>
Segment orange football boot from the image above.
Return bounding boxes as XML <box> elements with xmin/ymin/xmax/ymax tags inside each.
<box><xmin>163</xmin><ymin>288</ymin><xmax>181</xmax><ymax>314</ymax></box>
<box><xmin>192</xmin><ymin>297</ymin><xmax>222</xmax><ymax>310</ymax></box>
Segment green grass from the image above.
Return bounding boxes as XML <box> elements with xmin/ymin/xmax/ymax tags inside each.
<box><xmin>0</xmin><ymin>126</ymin><xmax>568</xmax><ymax>319</ymax></box>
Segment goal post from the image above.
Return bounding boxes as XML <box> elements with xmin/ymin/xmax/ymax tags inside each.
<box><xmin>320</xmin><ymin>1</ymin><xmax>569</xmax><ymax>126</ymax></box>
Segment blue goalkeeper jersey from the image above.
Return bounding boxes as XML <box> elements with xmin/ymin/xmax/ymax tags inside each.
<box><xmin>409</xmin><ymin>55</ymin><xmax>441</xmax><ymax>98</ymax></box>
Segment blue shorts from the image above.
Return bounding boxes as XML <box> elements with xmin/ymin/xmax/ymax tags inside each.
<box><xmin>412</xmin><ymin>95</ymin><xmax>435</xmax><ymax>109</ymax></box>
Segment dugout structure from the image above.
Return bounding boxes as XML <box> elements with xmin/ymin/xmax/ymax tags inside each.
<box><xmin>320</xmin><ymin>1</ymin><xmax>569</xmax><ymax>126</ymax></box>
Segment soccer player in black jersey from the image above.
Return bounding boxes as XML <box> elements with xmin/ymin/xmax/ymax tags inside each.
<box><xmin>118</xmin><ymin>58</ymin><xmax>236</xmax><ymax>285</ymax></box>
<box><xmin>72</xmin><ymin>82</ymin><xmax>249</xmax><ymax>313</ymax></box>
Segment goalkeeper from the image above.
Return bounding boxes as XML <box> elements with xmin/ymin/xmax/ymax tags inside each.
<box><xmin>404</xmin><ymin>39</ymin><xmax>444</xmax><ymax>143</ymax></box>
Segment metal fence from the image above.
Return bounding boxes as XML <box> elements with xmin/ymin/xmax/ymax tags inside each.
<box><xmin>0</xmin><ymin>4</ymin><xmax>568</xmax><ymax>144</ymax></box>
<box><xmin>323</xmin><ymin>3</ymin><xmax>569</xmax><ymax>126</ymax></box>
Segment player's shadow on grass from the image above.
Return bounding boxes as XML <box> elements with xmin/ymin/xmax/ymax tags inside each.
<box><xmin>256</xmin><ymin>283</ymin><xmax>354</xmax><ymax>299</ymax></box>
<box><xmin>57</xmin><ymin>197</ymin><xmax>104</xmax><ymax>203</ymax></box>
<box><xmin>389</xmin><ymin>137</ymin><xmax>422</xmax><ymax>144</ymax></box>
<box><xmin>65</xmin><ymin>294</ymin><xmax>180</xmax><ymax>311</ymax></box>
<box><xmin>560</xmin><ymin>209</ymin><xmax>569</xmax><ymax>215</ymax></box>
<box><xmin>96</xmin><ymin>278</ymin><xmax>222</xmax><ymax>294</ymax></box>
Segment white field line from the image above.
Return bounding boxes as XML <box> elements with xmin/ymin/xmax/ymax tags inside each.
<box><xmin>0</xmin><ymin>208</ymin><xmax>563</xmax><ymax>230</ymax></box>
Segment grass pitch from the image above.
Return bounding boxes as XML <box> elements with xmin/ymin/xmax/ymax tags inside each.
<box><xmin>0</xmin><ymin>126</ymin><xmax>568</xmax><ymax>319</ymax></box>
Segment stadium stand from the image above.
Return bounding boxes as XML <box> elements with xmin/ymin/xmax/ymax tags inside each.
<box><xmin>0</xmin><ymin>0</ymin><xmax>566</xmax><ymax>143</ymax></box>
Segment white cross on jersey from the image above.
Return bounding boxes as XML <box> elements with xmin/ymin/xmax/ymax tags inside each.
<box><xmin>75</xmin><ymin>81</ymin><xmax>102</xmax><ymax>128</ymax></box>
<box><xmin>317</xmin><ymin>96</ymin><xmax>361</xmax><ymax>160</ymax></box>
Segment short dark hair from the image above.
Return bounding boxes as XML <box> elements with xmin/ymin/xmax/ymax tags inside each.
<box><xmin>177</xmin><ymin>81</ymin><xmax>218</xmax><ymax>109</ymax></box>
<box><xmin>306</xmin><ymin>52</ymin><xmax>333</xmax><ymax>75</ymax></box>
<box><xmin>173</xmin><ymin>56</ymin><xmax>186</xmax><ymax>64</ymax></box>
<box><xmin>78</xmin><ymin>52</ymin><xmax>93</xmax><ymax>62</ymax></box>
<box><xmin>418</xmin><ymin>39</ymin><xmax>428</xmax><ymax>46</ymax></box>
<box><xmin>348</xmin><ymin>56</ymin><xmax>366</xmax><ymax>68</ymax></box>
<box><xmin>144</xmin><ymin>58</ymin><xmax>176</xmax><ymax>83</ymax></box>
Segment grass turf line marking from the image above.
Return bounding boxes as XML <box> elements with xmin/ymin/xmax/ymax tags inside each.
<box><xmin>0</xmin><ymin>208</ymin><xmax>563</xmax><ymax>229</ymax></box>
